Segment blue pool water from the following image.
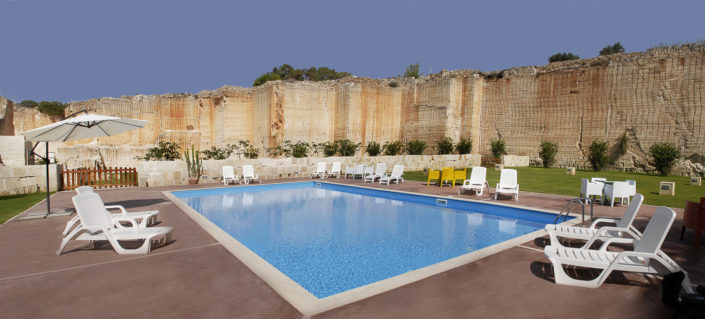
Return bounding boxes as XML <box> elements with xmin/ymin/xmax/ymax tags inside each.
<box><xmin>173</xmin><ymin>182</ymin><xmax>564</xmax><ymax>298</ymax></box>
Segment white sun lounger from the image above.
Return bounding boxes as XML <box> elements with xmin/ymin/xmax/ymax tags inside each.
<box><xmin>544</xmin><ymin>206</ymin><xmax>693</xmax><ymax>293</ymax></box>
<box><xmin>364</xmin><ymin>163</ymin><xmax>387</xmax><ymax>183</ymax></box>
<box><xmin>328</xmin><ymin>162</ymin><xmax>341</xmax><ymax>178</ymax></box>
<box><xmin>57</xmin><ymin>193</ymin><xmax>173</xmax><ymax>255</ymax></box>
<box><xmin>495</xmin><ymin>169</ymin><xmax>519</xmax><ymax>201</ymax></box>
<box><xmin>222</xmin><ymin>165</ymin><xmax>240</xmax><ymax>185</ymax></box>
<box><xmin>459</xmin><ymin>167</ymin><xmax>489</xmax><ymax>196</ymax></box>
<box><xmin>545</xmin><ymin>194</ymin><xmax>644</xmax><ymax>248</ymax></box>
<box><xmin>379</xmin><ymin>165</ymin><xmax>404</xmax><ymax>185</ymax></box>
<box><xmin>311</xmin><ymin>162</ymin><xmax>327</xmax><ymax>179</ymax></box>
<box><xmin>63</xmin><ymin>186</ymin><xmax>159</xmax><ymax>236</ymax></box>
<box><xmin>242</xmin><ymin>165</ymin><xmax>261</xmax><ymax>184</ymax></box>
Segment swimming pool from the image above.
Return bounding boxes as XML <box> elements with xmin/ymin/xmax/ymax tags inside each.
<box><xmin>171</xmin><ymin>182</ymin><xmax>566</xmax><ymax>299</ymax></box>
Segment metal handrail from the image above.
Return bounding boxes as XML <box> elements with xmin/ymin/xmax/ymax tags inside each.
<box><xmin>554</xmin><ymin>197</ymin><xmax>594</xmax><ymax>223</ymax></box>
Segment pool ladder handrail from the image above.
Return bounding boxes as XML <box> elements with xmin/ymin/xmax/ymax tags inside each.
<box><xmin>555</xmin><ymin>197</ymin><xmax>593</xmax><ymax>223</ymax></box>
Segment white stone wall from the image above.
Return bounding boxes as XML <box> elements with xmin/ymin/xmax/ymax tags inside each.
<box><xmin>0</xmin><ymin>164</ymin><xmax>60</xmax><ymax>195</ymax></box>
<box><xmin>0</xmin><ymin>136</ymin><xmax>26</xmax><ymax>166</ymax></box>
<box><xmin>502</xmin><ymin>155</ymin><xmax>529</xmax><ymax>167</ymax></box>
<box><xmin>136</xmin><ymin>154</ymin><xmax>481</xmax><ymax>187</ymax></box>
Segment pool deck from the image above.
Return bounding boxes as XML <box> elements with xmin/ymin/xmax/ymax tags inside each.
<box><xmin>1</xmin><ymin>177</ymin><xmax>703</xmax><ymax>318</ymax></box>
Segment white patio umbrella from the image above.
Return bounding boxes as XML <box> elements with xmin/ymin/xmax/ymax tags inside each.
<box><xmin>21</xmin><ymin>112</ymin><xmax>149</xmax><ymax>217</ymax></box>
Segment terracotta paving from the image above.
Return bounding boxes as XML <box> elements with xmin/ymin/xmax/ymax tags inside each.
<box><xmin>0</xmin><ymin>177</ymin><xmax>703</xmax><ymax>318</ymax></box>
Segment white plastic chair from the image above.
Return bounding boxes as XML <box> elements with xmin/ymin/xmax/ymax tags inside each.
<box><xmin>311</xmin><ymin>162</ymin><xmax>327</xmax><ymax>179</ymax></box>
<box><xmin>626</xmin><ymin>179</ymin><xmax>637</xmax><ymax>196</ymax></box>
<box><xmin>545</xmin><ymin>194</ymin><xmax>644</xmax><ymax>247</ymax></box>
<box><xmin>379</xmin><ymin>165</ymin><xmax>404</xmax><ymax>185</ymax></box>
<box><xmin>494</xmin><ymin>169</ymin><xmax>519</xmax><ymax>201</ymax></box>
<box><xmin>364</xmin><ymin>163</ymin><xmax>387</xmax><ymax>183</ymax></box>
<box><xmin>222</xmin><ymin>166</ymin><xmax>239</xmax><ymax>185</ymax></box>
<box><xmin>459</xmin><ymin>167</ymin><xmax>489</xmax><ymax>196</ymax></box>
<box><xmin>344</xmin><ymin>165</ymin><xmax>355</xmax><ymax>179</ymax></box>
<box><xmin>58</xmin><ymin>193</ymin><xmax>173</xmax><ymax>255</ymax></box>
<box><xmin>604</xmin><ymin>181</ymin><xmax>631</xmax><ymax>207</ymax></box>
<box><xmin>544</xmin><ymin>207</ymin><xmax>694</xmax><ymax>293</ymax></box>
<box><xmin>579</xmin><ymin>178</ymin><xmax>604</xmax><ymax>203</ymax></box>
<box><xmin>242</xmin><ymin>165</ymin><xmax>261</xmax><ymax>184</ymax></box>
<box><xmin>328</xmin><ymin>162</ymin><xmax>341</xmax><ymax>178</ymax></box>
<box><xmin>63</xmin><ymin>187</ymin><xmax>159</xmax><ymax>236</ymax></box>
<box><xmin>352</xmin><ymin>165</ymin><xmax>366</xmax><ymax>180</ymax></box>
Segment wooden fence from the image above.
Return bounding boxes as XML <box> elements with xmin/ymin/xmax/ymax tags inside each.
<box><xmin>62</xmin><ymin>167</ymin><xmax>138</xmax><ymax>190</ymax></box>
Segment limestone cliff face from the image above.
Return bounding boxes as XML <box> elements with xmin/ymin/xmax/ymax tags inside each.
<box><xmin>8</xmin><ymin>44</ymin><xmax>705</xmax><ymax>170</ymax></box>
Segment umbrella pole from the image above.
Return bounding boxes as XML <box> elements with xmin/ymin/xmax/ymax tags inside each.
<box><xmin>44</xmin><ymin>142</ymin><xmax>51</xmax><ymax>218</ymax></box>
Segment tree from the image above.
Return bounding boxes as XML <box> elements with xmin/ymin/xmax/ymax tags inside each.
<box><xmin>649</xmin><ymin>143</ymin><xmax>681</xmax><ymax>176</ymax></box>
<box><xmin>37</xmin><ymin>101</ymin><xmax>67</xmax><ymax>117</ymax></box>
<box><xmin>588</xmin><ymin>140</ymin><xmax>609</xmax><ymax>171</ymax></box>
<box><xmin>600</xmin><ymin>42</ymin><xmax>625</xmax><ymax>56</ymax></box>
<box><xmin>403</xmin><ymin>63</ymin><xmax>421</xmax><ymax>78</ymax></box>
<box><xmin>253</xmin><ymin>72</ymin><xmax>281</xmax><ymax>87</ymax></box>
<box><xmin>539</xmin><ymin>141</ymin><xmax>558</xmax><ymax>168</ymax></box>
<box><xmin>490</xmin><ymin>139</ymin><xmax>506</xmax><ymax>159</ymax></box>
<box><xmin>19</xmin><ymin>100</ymin><xmax>38</xmax><ymax>108</ymax></box>
<box><xmin>548</xmin><ymin>52</ymin><xmax>580</xmax><ymax>63</ymax></box>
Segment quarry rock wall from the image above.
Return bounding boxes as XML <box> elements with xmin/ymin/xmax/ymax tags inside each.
<box><xmin>5</xmin><ymin>44</ymin><xmax>704</xmax><ymax>174</ymax></box>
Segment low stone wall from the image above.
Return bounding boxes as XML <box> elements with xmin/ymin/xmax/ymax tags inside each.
<box><xmin>136</xmin><ymin>154</ymin><xmax>481</xmax><ymax>187</ymax></box>
<box><xmin>502</xmin><ymin>155</ymin><xmax>529</xmax><ymax>167</ymax></box>
<box><xmin>0</xmin><ymin>136</ymin><xmax>26</xmax><ymax>166</ymax></box>
<box><xmin>0</xmin><ymin>164</ymin><xmax>60</xmax><ymax>196</ymax></box>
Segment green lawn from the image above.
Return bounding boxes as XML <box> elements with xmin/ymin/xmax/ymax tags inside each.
<box><xmin>405</xmin><ymin>167</ymin><xmax>702</xmax><ymax>208</ymax></box>
<box><xmin>0</xmin><ymin>192</ymin><xmax>54</xmax><ymax>224</ymax></box>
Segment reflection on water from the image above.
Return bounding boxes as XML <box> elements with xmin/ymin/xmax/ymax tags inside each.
<box><xmin>182</xmin><ymin>187</ymin><xmax>541</xmax><ymax>298</ymax></box>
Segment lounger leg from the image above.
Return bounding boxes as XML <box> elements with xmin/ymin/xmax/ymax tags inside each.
<box><xmin>680</xmin><ymin>226</ymin><xmax>686</xmax><ymax>241</ymax></box>
<box><xmin>57</xmin><ymin>228</ymin><xmax>85</xmax><ymax>255</ymax></box>
<box><xmin>548</xmin><ymin>257</ymin><xmax>604</xmax><ymax>288</ymax></box>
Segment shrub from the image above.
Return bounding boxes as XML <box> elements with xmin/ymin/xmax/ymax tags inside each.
<box><xmin>406</xmin><ymin>140</ymin><xmax>427</xmax><ymax>155</ymax></box>
<box><xmin>618</xmin><ymin>133</ymin><xmax>629</xmax><ymax>155</ymax></box>
<box><xmin>253</xmin><ymin>72</ymin><xmax>281</xmax><ymax>87</ymax></box>
<box><xmin>455</xmin><ymin>137</ymin><xmax>472</xmax><ymax>154</ymax></box>
<box><xmin>237</xmin><ymin>140</ymin><xmax>259</xmax><ymax>159</ymax></box>
<box><xmin>336</xmin><ymin>139</ymin><xmax>360</xmax><ymax>156</ymax></box>
<box><xmin>490</xmin><ymin>139</ymin><xmax>506</xmax><ymax>159</ymax></box>
<box><xmin>548</xmin><ymin>52</ymin><xmax>580</xmax><ymax>63</ymax></box>
<box><xmin>383</xmin><ymin>141</ymin><xmax>404</xmax><ymax>155</ymax></box>
<box><xmin>649</xmin><ymin>143</ymin><xmax>682</xmax><ymax>176</ymax></box>
<box><xmin>403</xmin><ymin>63</ymin><xmax>421</xmax><ymax>78</ymax></box>
<box><xmin>318</xmin><ymin>141</ymin><xmax>338</xmax><ymax>157</ymax></box>
<box><xmin>388</xmin><ymin>81</ymin><xmax>399</xmax><ymax>88</ymax></box>
<box><xmin>588</xmin><ymin>140</ymin><xmax>609</xmax><ymax>171</ymax></box>
<box><xmin>253</xmin><ymin>64</ymin><xmax>350</xmax><ymax>87</ymax></box>
<box><xmin>283</xmin><ymin>141</ymin><xmax>310</xmax><ymax>158</ymax></box>
<box><xmin>19</xmin><ymin>100</ymin><xmax>38</xmax><ymax>108</ymax></box>
<box><xmin>366</xmin><ymin>141</ymin><xmax>381</xmax><ymax>156</ymax></box>
<box><xmin>37</xmin><ymin>101</ymin><xmax>67</xmax><ymax>117</ymax></box>
<box><xmin>201</xmin><ymin>144</ymin><xmax>235</xmax><ymax>160</ymax></box>
<box><xmin>539</xmin><ymin>141</ymin><xmax>558</xmax><ymax>168</ymax></box>
<box><xmin>600</xmin><ymin>42</ymin><xmax>625</xmax><ymax>56</ymax></box>
<box><xmin>436</xmin><ymin>137</ymin><xmax>454</xmax><ymax>155</ymax></box>
<box><xmin>140</xmin><ymin>141</ymin><xmax>181</xmax><ymax>161</ymax></box>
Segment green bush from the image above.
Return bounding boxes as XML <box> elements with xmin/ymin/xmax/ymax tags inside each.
<box><xmin>253</xmin><ymin>72</ymin><xmax>281</xmax><ymax>87</ymax></box>
<box><xmin>383</xmin><ymin>141</ymin><xmax>404</xmax><ymax>155</ymax></box>
<box><xmin>140</xmin><ymin>141</ymin><xmax>181</xmax><ymax>161</ymax></box>
<box><xmin>588</xmin><ymin>140</ymin><xmax>609</xmax><ymax>171</ymax></box>
<box><xmin>548</xmin><ymin>52</ymin><xmax>580</xmax><ymax>63</ymax></box>
<box><xmin>366</xmin><ymin>141</ymin><xmax>381</xmax><ymax>156</ymax></box>
<box><xmin>406</xmin><ymin>140</ymin><xmax>427</xmax><ymax>155</ymax></box>
<box><xmin>336</xmin><ymin>139</ymin><xmax>360</xmax><ymax>156</ymax></box>
<box><xmin>37</xmin><ymin>101</ymin><xmax>67</xmax><ymax>117</ymax></box>
<box><xmin>201</xmin><ymin>144</ymin><xmax>235</xmax><ymax>160</ymax></box>
<box><xmin>490</xmin><ymin>139</ymin><xmax>506</xmax><ymax>158</ymax></box>
<box><xmin>539</xmin><ymin>141</ymin><xmax>558</xmax><ymax>168</ymax></box>
<box><xmin>283</xmin><ymin>141</ymin><xmax>310</xmax><ymax>158</ymax></box>
<box><xmin>403</xmin><ymin>63</ymin><xmax>421</xmax><ymax>78</ymax></box>
<box><xmin>649</xmin><ymin>143</ymin><xmax>682</xmax><ymax>176</ymax></box>
<box><xmin>436</xmin><ymin>137</ymin><xmax>454</xmax><ymax>155</ymax></box>
<box><xmin>388</xmin><ymin>81</ymin><xmax>399</xmax><ymax>88</ymax></box>
<box><xmin>253</xmin><ymin>64</ymin><xmax>350</xmax><ymax>87</ymax></box>
<box><xmin>600</xmin><ymin>42</ymin><xmax>625</xmax><ymax>56</ymax></box>
<box><xmin>318</xmin><ymin>141</ymin><xmax>338</xmax><ymax>157</ymax></box>
<box><xmin>19</xmin><ymin>100</ymin><xmax>38</xmax><ymax>108</ymax></box>
<box><xmin>455</xmin><ymin>137</ymin><xmax>472</xmax><ymax>154</ymax></box>
<box><xmin>237</xmin><ymin>140</ymin><xmax>259</xmax><ymax>159</ymax></box>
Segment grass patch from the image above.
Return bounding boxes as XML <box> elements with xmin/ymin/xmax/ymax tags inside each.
<box><xmin>0</xmin><ymin>192</ymin><xmax>54</xmax><ymax>224</ymax></box>
<box><xmin>405</xmin><ymin>167</ymin><xmax>700</xmax><ymax>208</ymax></box>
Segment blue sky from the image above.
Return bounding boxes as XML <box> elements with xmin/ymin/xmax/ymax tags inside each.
<box><xmin>1</xmin><ymin>0</ymin><xmax>703</xmax><ymax>103</ymax></box>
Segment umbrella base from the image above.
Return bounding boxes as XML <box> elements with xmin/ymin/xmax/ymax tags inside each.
<box><xmin>18</xmin><ymin>209</ymin><xmax>74</xmax><ymax>221</ymax></box>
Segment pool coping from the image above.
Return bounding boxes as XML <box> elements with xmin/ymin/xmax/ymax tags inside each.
<box><xmin>163</xmin><ymin>181</ymin><xmax>584</xmax><ymax>318</ymax></box>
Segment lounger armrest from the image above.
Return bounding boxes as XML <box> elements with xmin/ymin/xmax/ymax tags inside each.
<box><xmin>462</xmin><ymin>180</ymin><xmax>472</xmax><ymax>186</ymax></box>
<box><xmin>105</xmin><ymin>205</ymin><xmax>128</xmax><ymax>214</ymax></box>
<box><xmin>585</xmin><ymin>226</ymin><xmax>638</xmax><ymax>250</ymax></box>
<box><xmin>112</xmin><ymin>216</ymin><xmax>141</xmax><ymax>228</ymax></box>
<box><xmin>589</xmin><ymin>218</ymin><xmax>619</xmax><ymax>230</ymax></box>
